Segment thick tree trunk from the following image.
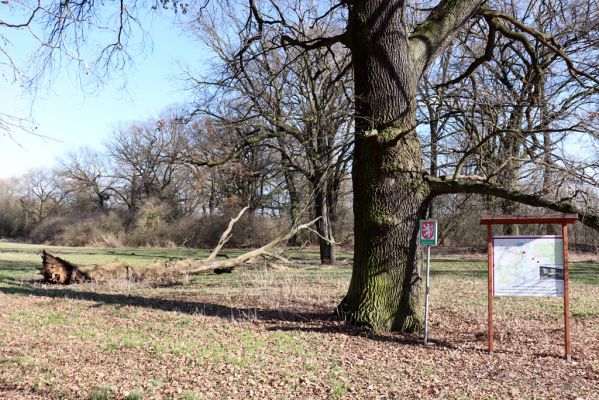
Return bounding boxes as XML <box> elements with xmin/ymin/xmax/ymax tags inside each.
<box><xmin>498</xmin><ymin>133</ymin><xmax>520</xmax><ymax>235</ymax></box>
<box><xmin>326</xmin><ymin>180</ymin><xmax>339</xmax><ymax>252</ymax></box>
<box><xmin>501</xmin><ymin>198</ymin><xmax>520</xmax><ymax>235</ymax></box>
<box><xmin>282</xmin><ymin>157</ymin><xmax>302</xmax><ymax>246</ymax></box>
<box><xmin>336</xmin><ymin>0</ymin><xmax>482</xmax><ymax>332</ymax></box>
<box><xmin>341</xmin><ymin>130</ymin><xmax>429</xmax><ymax>332</ymax></box>
<box><xmin>314</xmin><ymin>186</ymin><xmax>336</xmax><ymax>265</ymax></box>
<box><xmin>539</xmin><ymin>78</ymin><xmax>558</xmax><ymax>235</ymax></box>
<box><xmin>339</xmin><ymin>0</ymin><xmax>430</xmax><ymax>332</ymax></box>
<box><xmin>498</xmin><ymin>109</ymin><xmax>523</xmax><ymax>235</ymax></box>
<box><xmin>428</xmin><ymin>118</ymin><xmax>439</xmax><ymax>219</ymax></box>
<box><xmin>208</xmin><ymin>176</ymin><xmax>216</xmax><ymax>216</ymax></box>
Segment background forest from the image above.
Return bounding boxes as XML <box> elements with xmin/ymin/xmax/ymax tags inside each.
<box><xmin>1</xmin><ymin>0</ymin><xmax>599</xmax><ymax>260</ymax></box>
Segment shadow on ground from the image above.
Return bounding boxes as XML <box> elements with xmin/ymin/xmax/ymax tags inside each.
<box><xmin>0</xmin><ymin>282</ymin><xmax>461</xmax><ymax>350</ymax></box>
<box><xmin>0</xmin><ymin>259</ymin><xmax>38</xmax><ymax>273</ymax></box>
<box><xmin>266</xmin><ymin>323</ymin><xmax>458</xmax><ymax>350</ymax></box>
<box><xmin>0</xmin><ymin>260</ymin><xmax>40</xmax><ymax>285</ymax></box>
<box><xmin>0</xmin><ymin>284</ymin><xmax>335</xmax><ymax>324</ymax></box>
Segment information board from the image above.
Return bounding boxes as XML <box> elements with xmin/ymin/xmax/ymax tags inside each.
<box><xmin>493</xmin><ymin>236</ymin><xmax>564</xmax><ymax>297</ymax></box>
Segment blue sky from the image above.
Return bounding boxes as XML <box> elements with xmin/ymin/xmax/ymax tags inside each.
<box><xmin>0</xmin><ymin>11</ymin><xmax>208</xmax><ymax>178</ymax></box>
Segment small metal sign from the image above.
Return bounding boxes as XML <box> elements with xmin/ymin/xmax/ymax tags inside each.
<box><xmin>420</xmin><ymin>219</ymin><xmax>437</xmax><ymax>345</ymax></box>
<box><xmin>419</xmin><ymin>220</ymin><xmax>438</xmax><ymax>246</ymax></box>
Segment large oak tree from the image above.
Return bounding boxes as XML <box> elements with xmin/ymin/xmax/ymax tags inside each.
<box><xmin>2</xmin><ymin>0</ymin><xmax>598</xmax><ymax>332</ymax></box>
<box><xmin>231</xmin><ymin>0</ymin><xmax>599</xmax><ymax>332</ymax></box>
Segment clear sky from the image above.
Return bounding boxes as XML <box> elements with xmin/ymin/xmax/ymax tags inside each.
<box><xmin>0</xmin><ymin>10</ymin><xmax>207</xmax><ymax>179</ymax></box>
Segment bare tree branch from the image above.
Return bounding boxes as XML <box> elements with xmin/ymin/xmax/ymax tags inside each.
<box><xmin>207</xmin><ymin>205</ymin><xmax>249</xmax><ymax>260</ymax></box>
<box><xmin>427</xmin><ymin>175</ymin><xmax>599</xmax><ymax>231</ymax></box>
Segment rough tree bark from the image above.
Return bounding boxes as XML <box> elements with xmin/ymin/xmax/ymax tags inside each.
<box><xmin>281</xmin><ymin>154</ymin><xmax>302</xmax><ymax>246</ymax></box>
<box><xmin>497</xmin><ymin>103</ymin><xmax>525</xmax><ymax>235</ymax></box>
<box><xmin>313</xmin><ymin>179</ymin><xmax>336</xmax><ymax>265</ymax></box>
<box><xmin>338</xmin><ymin>0</ymin><xmax>483</xmax><ymax>332</ymax></box>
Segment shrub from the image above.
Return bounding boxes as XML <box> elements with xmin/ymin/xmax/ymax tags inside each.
<box><xmin>29</xmin><ymin>212</ymin><xmax>127</xmax><ymax>246</ymax></box>
<box><xmin>27</xmin><ymin>204</ymin><xmax>287</xmax><ymax>249</ymax></box>
<box><xmin>29</xmin><ymin>216</ymin><xmax>66</xmax><ymax>244</ymax></box>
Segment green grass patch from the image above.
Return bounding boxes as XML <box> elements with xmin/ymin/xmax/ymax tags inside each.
<box><xmin>0</xmin><ymin>241</ymin><xmax>597</xmax><ymax>399</ymax></box>
<box><xmin>90</xmin><ymin>386</ymin><xmax>115</xmax><ymax>400</ymax></box>
<box><xmin>124</xmin><ymin>391</ymin><xmax>145</xmax><ymax>400</ymax></box>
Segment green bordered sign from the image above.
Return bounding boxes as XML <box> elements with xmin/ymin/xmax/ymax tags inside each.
<box><xmin>419</xmin><ymin>220</ymin><xmax>438</xmax><ymax>246</ymax></box>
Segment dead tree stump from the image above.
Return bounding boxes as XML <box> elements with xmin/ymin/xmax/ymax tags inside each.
<box><xmin>39</xmin><ymin>250</ymin><xmax>88</xmax><ymax>284</ymax></box>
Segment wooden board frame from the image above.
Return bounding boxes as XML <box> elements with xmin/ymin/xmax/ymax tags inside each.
<box><xmin>480</xmin><ymin>214</ymin><xmax>577</xmax><ymax>360</ymax></box>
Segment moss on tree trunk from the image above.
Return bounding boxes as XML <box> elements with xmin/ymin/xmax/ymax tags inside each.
<box><xmin>339</xmin><ymin>126</ymin><xmax>429</xmax><ymax>332</ymax></box>
<box><xmin>339</xmin><ymin>0</ymin><xmax>434</xmax><ymax>332</ymax></box>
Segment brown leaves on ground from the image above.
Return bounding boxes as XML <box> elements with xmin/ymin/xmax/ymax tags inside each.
<box><xmin>0</xmin><ymin>255</ymin><xmax>597</xmax><ymax>399</ymax></box>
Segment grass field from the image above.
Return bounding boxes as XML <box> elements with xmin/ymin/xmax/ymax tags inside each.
<box><xmin>0</xmin><ymin>241</ymin><xmax>597</xmax><ymax>399</ymax></box>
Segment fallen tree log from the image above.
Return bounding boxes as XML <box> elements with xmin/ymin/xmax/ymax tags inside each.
<box><xmin>39</xmin><ymin>213</ymin><xmax>320</xmax><ymax>284</ymax></box>
<box><xmin>40</xmin><ymin>250</ymin><xmax>89</xmax><ymax>284</ymax></box>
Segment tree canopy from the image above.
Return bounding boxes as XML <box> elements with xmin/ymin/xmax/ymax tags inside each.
<box><xmin>2</xmin><ymin>0</ymin><xmax>598</xmax><ymax>332</ymax></box>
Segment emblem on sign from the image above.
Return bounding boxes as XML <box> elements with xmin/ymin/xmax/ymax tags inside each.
<box><xmin>419</xmin><ymin>220</ymin><xmax>438</xmax><ymax>246</ymax></box>
<box><xmin>420</xmin><ymin>219</ymin><xmax>438</xmax><ymax>345</ymax></box>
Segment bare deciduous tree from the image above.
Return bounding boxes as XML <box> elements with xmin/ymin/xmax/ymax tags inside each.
<box><xmin>2</xmin><ymin>0</ymin><xmax>599</xmax><ymax>333</ymax></box>
<box><xmin>59</xmin><ymin>148</ymin><xmax>115</xmax><ymax>210</ymax></box>
<box><xmin>188</xmin><ymin>1</ymin><xmax>353</xmax><ymax>264</ymax></box>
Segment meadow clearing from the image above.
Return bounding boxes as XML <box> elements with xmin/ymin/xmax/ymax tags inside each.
<box><xmin>0</xmin><ymin>241</ymin><xmax>597</xmax><ymax>399</ymax></box>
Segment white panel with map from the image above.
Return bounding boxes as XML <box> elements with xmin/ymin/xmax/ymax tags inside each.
<box><xmin>493</xmin><ymin>236</ymin><xmax>564</xmax><ymax>297</ymax></box>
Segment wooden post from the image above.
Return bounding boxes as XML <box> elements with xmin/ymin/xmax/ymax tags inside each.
<box><xmin>480</xmin><ymin>214</ymin><xmax>577</xmax><ymax>359</ymax></box>
<box><xmin>562</xmin><ymin>223</ymin><xmax>572</xmax><ymax>361</ymax></box>
<box><xmin>487</xmin><ymin>224</ymin><xmax>494</xmax><ymax>354</ymax></box>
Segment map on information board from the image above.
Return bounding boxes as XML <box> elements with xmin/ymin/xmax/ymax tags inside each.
<box><xmin>493</xmin><ymin>236</ymin><xmax>564</xmax><ymax>297</ymax></box>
